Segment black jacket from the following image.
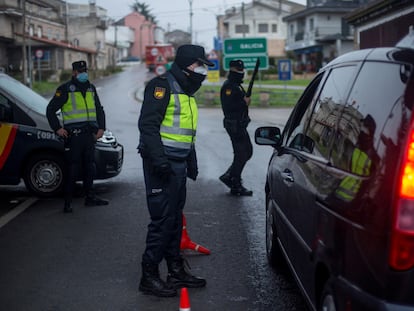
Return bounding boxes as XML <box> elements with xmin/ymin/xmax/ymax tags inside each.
<box><xmin>46</xmin><ymin>77</ymin><xmax>106</xmax><ymax>132</ymax></box>
<box><xmin>220</xmin><ymin>74</ymin><xmax>249</xmax><ymax>121</ymax></box>
<box><xmin>138</xmin><ymin>63</ymin><xmax>192</xmax><ymax>167</ymax></box>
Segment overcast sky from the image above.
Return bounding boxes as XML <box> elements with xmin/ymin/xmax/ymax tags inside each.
<box><xmin>72</xmin><ymin>0</ymin><xmax>306</xmax><ymax>51</ymax></box>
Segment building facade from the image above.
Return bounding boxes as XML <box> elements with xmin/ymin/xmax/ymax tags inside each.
<box><xmin>220</xmin><ymin>0</ymin><xmax>305</xmax><ymax>58</ymax></box>
<box><xmin>283</xmin><ymin>0</ymin><xmax>369</xmax><ymax>72</ymax></box>
<box><xmin>346</xmin><ymin>0</ymin><xmax>414</xmax><ymax>49</ymax></box>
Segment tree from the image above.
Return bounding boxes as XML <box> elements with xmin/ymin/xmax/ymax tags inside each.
<box><xmin>130</xmin><ymin>1</ymin><xmax>157</xmax><ymax>23</ymax></box>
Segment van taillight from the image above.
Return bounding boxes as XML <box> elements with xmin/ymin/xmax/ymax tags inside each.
<box><xmin>389</xmin><ymin>128</ymin><xmax>414</xmax><ymax>271</ymax></box>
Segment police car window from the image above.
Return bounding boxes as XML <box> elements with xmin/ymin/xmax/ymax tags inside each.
<box><xmin>0</xmin><ymin>93</ymin><xmax>12</xmax><ymax>122</ymax></box>
<box><xmin>0</xmin><ymin>74</ymin><xmax>48</xmax><ymax>115</ymax></box>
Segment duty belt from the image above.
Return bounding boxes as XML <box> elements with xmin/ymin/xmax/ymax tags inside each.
<box><xmin>68</xmin><ymin>127</ymin><xmax>91</xmax><ymax>136</ymax></box>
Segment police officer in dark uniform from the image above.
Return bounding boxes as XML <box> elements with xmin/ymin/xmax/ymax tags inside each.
<box><xmin>219</xmin><ymin>59</ymin><xmax>253</xmax><ymax>196</ymax></box>
<box><xmin>138</xmin><ymin>45</ymin><xmax>213</xmax><ymax>297</ymax></box>
<box><xmin>46</xmin><ymin>60</ymin><xmax>108</xmax><ymax>213</ymax></box>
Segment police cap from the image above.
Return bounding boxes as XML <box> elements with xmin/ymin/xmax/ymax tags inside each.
<box><xmin>175</xmin><ymin>44</ymin><xmax>214</xmax><ymax>69</ymax></box>
<box><xmin>229</xmin><ymin>59</ymin><xmax>244</xmax><ymax>71</ymax></box>
<box><xmin>72</xmin><ymin>60</ymin><xmax>88</xmax><ymax>72</ymax></box>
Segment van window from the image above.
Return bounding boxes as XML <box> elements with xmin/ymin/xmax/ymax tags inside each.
<box><xmin>287</xmin><ymin>65</ymin><xmax>356</xmax><ymax>161</ymax></box>
<box><xmin>332</xmin><ymin>62</ymin><xmax>409</xmax><ymax>174</ymax></box>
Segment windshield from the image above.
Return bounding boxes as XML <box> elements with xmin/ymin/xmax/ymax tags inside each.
<box><xmin>0</xmin><ymin>74</ymin><xmax>48</xmax><ymax>115</ymax></box>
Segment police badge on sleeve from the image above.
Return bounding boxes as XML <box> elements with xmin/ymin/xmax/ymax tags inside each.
<box><xmin>154</xmin><ymin>87</ymin><xmax>166</xmax><ymax>100</ymax></box>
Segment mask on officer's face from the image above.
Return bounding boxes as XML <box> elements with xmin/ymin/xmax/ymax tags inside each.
<box><xmin>76</xmin><ymin>72</ymin><xmax>88</xmax><ymax>83</ymax></box>
<box><xmin>182</xmin><ymin>67</ymin><xmax>207</xmax><ymax>95</ymax></box>
<box><xmin>229</xmin><ymin>71</ymin><xmax>244</xmax><ymax>83</ymax></box>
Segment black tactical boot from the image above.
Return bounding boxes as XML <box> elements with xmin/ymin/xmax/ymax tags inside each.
<box><xmin>219</xmin><ymin>168</ymin><xmax>232</xmax><ymax>188</ymax></box>
<box><xmin>63</xmin><ymin>200</ymin><xmax>73</xmax><ymax>213</ymax></box>
<box><xmin>167</xmin><ymin>257</ymin><xmax>206</xmax><ymax>289</ymax></box>
<box><xmin>230</xmin><ymin>178</ymin><xmax>253</xmax><ymax>196</ymax></box>
<box><xmin>84</xmin><ymin>195</ymin><xmax>109</xmax><ymax>206</ymax></box>
<box><xmin>139</xmin><ymin>263</ymin><xmax>177</xmax><ymax>297</ymax></box>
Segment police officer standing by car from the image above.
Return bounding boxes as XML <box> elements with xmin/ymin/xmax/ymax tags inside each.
<box><xmin>219</xmin><ymin>59</ymin><xmax>253</xmax><ymax>196</ymax></box>
<box><xmin>137</xmin><ymin>45</ymin><xmax>213</xmax><ymax>297</ymax></box>
<box><xmin>46</xmin><ymin>60</ymin><xmax>108</xmax><ymax>213</ymax></box>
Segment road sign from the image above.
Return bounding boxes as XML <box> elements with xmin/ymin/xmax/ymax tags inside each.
<box><xmin>223</xmin><ymin>55</ymin><xmax>268</xmax><ymax>71</ymax></box>
<box><xmin>155</xmin><ymin>65</ymin><xmax>166</xmax><ymax>76</ymax></box>
<box><xmin>35</xmin><ymin>49</ymin><xmax>43</xmax><ymax>59</ymax></box>
<box><xmin>278</xmin><ymin>59</ymin><xmax>292</xmax><ymax>81</ymax></box>
<box><xmin>224</xmin><ymin>37</ymin><xmax>267</xmax><ymax>55</ymax></box>
<box><xmin>223</xmin><ymin>37</ymin><xmax>268</xmax><ymax>71</ymax></box>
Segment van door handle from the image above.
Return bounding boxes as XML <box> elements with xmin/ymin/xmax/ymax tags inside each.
<box><xmin>281</xmin><ymin>169</ymin><xmax>294</xmax><ymax>183</ymax></box>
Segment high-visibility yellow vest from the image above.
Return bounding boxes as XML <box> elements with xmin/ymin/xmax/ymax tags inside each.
<box><xmin>335</xmin><ymin>148</ymin><xmax>371</xmax><ymax>202</ymax></box>
<box><xmin>160</xmin><ymin>75</ymin><xmax>198</xmax><ymax>150</ymax></box>
<box><xmin>61</xmin><ymin>86</ymin><xmax>97</xmax><ymax>125</ymax></box>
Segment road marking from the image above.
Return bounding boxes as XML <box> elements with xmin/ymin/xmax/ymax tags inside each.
<box><xmin>0</xmin><ymin>197</ymin><xmax>38</xmax><ymax>228</ymax></box>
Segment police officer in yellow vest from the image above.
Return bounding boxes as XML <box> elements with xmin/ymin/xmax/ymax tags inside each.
<box><xmin>138</xmin><ymin>45</ymin><xmax>213</xmax><ymax>297</ymax></box>
<box><xmin>335</xmin><ymin>114</ymin><xmax>377</xmax><ymax>202</ymax></box>
<box><xmin>47</xmin><ymin>60</ymin><xmax>108</xmax><ymax>213</ymax></box>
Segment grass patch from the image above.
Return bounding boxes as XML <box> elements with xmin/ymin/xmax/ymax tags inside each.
<box><xmin>196</xmin><ymin>84</ymin><xmax>303</xmax><ymax>107</ymax></box>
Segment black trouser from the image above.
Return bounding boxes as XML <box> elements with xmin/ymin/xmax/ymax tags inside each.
<box><xmin>141</xmin><ymin>158</ymin><xmax>187</xmax><ymax>265</ymax></box>
<box><xmin>225</xmin><ymin>124</ymin><xmax>253</xmax><ymax>181</ymax></box>
<box><xmin>63</xmin><ymin>131</ymin><xmax>96</xmax><ymax>200</ymax></box>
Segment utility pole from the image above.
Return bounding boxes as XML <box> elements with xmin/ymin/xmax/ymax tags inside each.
<box><xmin>189</xmin><ymin>0</ymin><xmax>193</xmax><ymax>43</ymax></box>
<box><xmin>242</xmin><ymin>2</ymin><xmax>246</xmax><ymax>38</ymax></box>
<box><xmin>22</xmin><ymin>0</ymin><xmax>28</xmax><ymax>85</ymax></box>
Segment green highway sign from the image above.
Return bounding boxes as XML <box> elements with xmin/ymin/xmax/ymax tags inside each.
<box><xmin>223</xmin><ymin>54</ymin><xmax>269</xmax><ymax>71</ymax></box>
<box><xmin>223</xmin><ymin>37</ymin><xmax>268</xmax><ymax>71</ymax></box>
<box><xmin>224</xmin><ymin>37</ymin><xmax>267</xmax><ymax>55</ymax></box>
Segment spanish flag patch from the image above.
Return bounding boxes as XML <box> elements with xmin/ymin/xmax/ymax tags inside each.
<box><xmin>225</xmin><ymin>89</ymin><xmax>232</xmax><ymax>96</ymax></box>
<box><xmin>154</xmin><ymin>87</ymin><xmax>166</xmax><ymax>99</ymax></box>
<box><xmin>55</xmin><ymin>90</ymin><xmax>62</xmax><ymax>97</ymax></box>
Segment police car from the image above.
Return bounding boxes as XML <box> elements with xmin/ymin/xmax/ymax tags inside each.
<box><xmin>0</xmin><ymin>73</ymin><xmax>123</xmax><ymax>197</ymax></box>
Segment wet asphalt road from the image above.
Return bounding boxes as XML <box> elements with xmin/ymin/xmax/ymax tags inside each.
<box><xmin>0</xmin><ymin>64</ymin><xmax>307</xmax><ymax>311</ymax></box>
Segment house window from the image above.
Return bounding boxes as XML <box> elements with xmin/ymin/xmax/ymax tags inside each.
<box><xmin>309</xmin><ymin>18</ymin><xmax>314</xmax><ymax>31</ymax></box>
<box><xmin>235</xmin><ymin>24</ymin><xmax>249</xmax><ymax>34</ymax></box>
<box><xmin>327</xmin><ymin>15</ymin><xmax>331</xmax><ymax>21</ymax></box>
<box><xmin>272</xmin><ymin>24</ymin><xmax>277</xmax><ymax>33</ymax></box>
<box><xmin>37</xmin><ymin>26</ymin><xmax>42</xmax><ymax>38</ymax></box>
<box><xmin>28</xmin><ymin>24</ymin><xmax>34</xmax><ymax>36</ymax></box>
<box><xmin>258</xmin><ymin>23</ymin><xmax>268</xmax><ymax>33</ymax></box>
<box><xmin>290</xmin><ymin>24</ymin><xmax>294</xmax><ymax>37</ymax></box>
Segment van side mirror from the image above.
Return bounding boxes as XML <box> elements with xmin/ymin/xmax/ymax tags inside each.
<box><xmin>255</xmin><ymin>126</ymin><xmax>282</xmax><ymax>146</ymax></box>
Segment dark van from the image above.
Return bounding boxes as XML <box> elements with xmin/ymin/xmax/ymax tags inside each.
<box><xmin>255</xmin><ymin>31</ymin><xmax>414</xmax><ymax>310</ymax></box>
<box><xmin>0</xmin><ymin>73</ymin><xmax>123</xmax><ymax>197</ymax></box>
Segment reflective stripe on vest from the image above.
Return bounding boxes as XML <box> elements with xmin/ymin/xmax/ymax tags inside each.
<box><xmin>61</xmin><ymin>88</ymin><xmax>97</xmax><ymax>125</ymax></box>
<box><xmin>335</xmin><ymin>148</ymin><xmax>371</xmax><ymax>202</ymax></box>
<box><xmin>160</xmin><ymin>75</ymin><xmax>198</xmax><ymax>150</ymax></box>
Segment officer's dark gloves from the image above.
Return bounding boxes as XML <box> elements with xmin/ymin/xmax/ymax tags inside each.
<box><xmin>154</xmin><ymin>162</ymin><xmax>173</xmax><ymax>182</ymax></box>
<box><xmin>187</xmin><ymin>148</ymin><xmax>198</xmax><ymax>181</ymax></box>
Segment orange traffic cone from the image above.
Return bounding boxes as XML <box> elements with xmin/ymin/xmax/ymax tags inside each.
<box><xmin>179</xmin><ymin>287</ymin><xmax>191</xmax><ymax>311</ymax></box>
<box><xmin>180</xmin><ymin>213</ymin><xmax>211</xmax><ymax>255</ymax></box>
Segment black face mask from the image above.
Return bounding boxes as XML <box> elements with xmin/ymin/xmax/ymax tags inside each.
<box><xmin>228</xmin><ymin>71</ymin><xmax>244</xmax><ymax>84</ymax></box>
<box><xmin>182</xmin><ymin>69</ymin><xmax>206</xmax><ymax>95</ymax></box>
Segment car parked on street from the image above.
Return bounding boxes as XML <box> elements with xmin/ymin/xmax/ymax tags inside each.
<box><xmin>255</xmin><ymin>30</ymin><xmax>414</xmax><ymax>311</ymax></box>
<box><xmin>0</xmin><ymin>73</ymin><xmax>123</xmax><ymax>197</ymax></box>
